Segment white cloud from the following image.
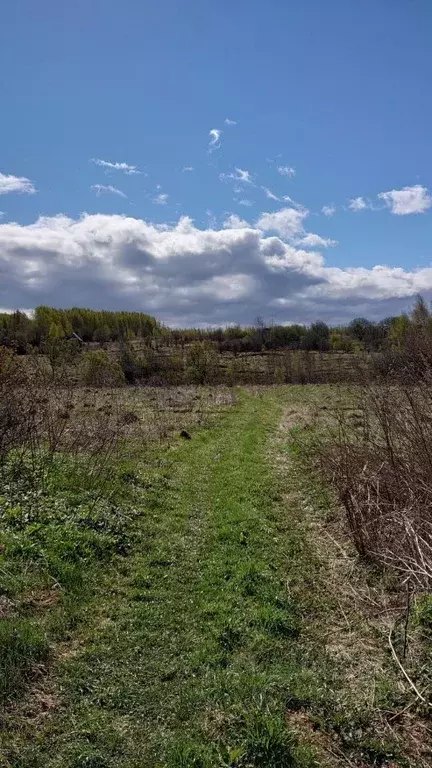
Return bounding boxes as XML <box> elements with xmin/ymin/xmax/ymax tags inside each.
<box><xmin>224</xmin><ymin>118</ymin><xmax>237</xmax><ymax>126</ymax></box>
<box><xmin>322</xmin><ymin>204</ymin><xmax>336</xmax><ymax>217</ymax></box>
<box><xmin>378</xmin><ymin>184</ymin><xmax>432</xmax><ymax>215</ymax></box>
<box><xmin>208</xmin><ymin>129</ymin><xmax>221</xmax><ymax>152</ymax></box>
<box><xmin>1</xmin><ymin>211</ymin><xmax>431</xmax><ymax>325</ymax></box>
<box><xmin>237</xmin><ymin>199</ymin><xmax>254</xmax><ymax>206</ymax></box>
<box><xmin>91</xmin><ymin>184</ymin><xmax>127</xmax><ymax>199</ymax></box>
<box><xmin>220</xmin><ymin>167</ymin><xmax>253</xmax><ymax>185</ymax></box>
<box><xmin>182</xmin><ymin>166</ymin><xmax>194</xmax><ymax>172</ymax></box>
<box><xmin>297</xmin><ymin>233</ymin><xmax>337</xmax><ymax>248</ymax></box>
<box><xmin>283</xmin><ymin>195</ymin><xmax>301</xmax><ymax>206</ymax></box>
<box><xmin>223</xmin><ymin>214</ymin><xmax>249</xmax><ymax>229</ymax></box>
<box><xmin>205</xmin><ymin>209</ymin><xmax>217</xmax><ymax>229</ymax></box>
<box><xmin>348</xmin><ymin>196</ymin><xmax>369</xmax><ymax>212</ymax></box>
<box><xmin>262</xmin><ymin>187</ymin><xmax>281</xmax><ymax>202</ymax></box>
<box><xmin>154</xmin><ymin>193</ymin><xmax>169</xmax><ymax>205</ymax></box>
<box><xmin>0</xmin><ymin>172</ymin><xmax>36</xmax><ymax>195</ymax></box>
<box><xmin>91</xmin><ymin>158</ymin><xmax>141</xmax><ymax>175</ymax></box>
<box><xmin>235</xmin><ymin>168</ymin><xmax>252</xmax><ymax>184</ymax></box>
<box><xmin>277</xmin><ymin>166</ymin><xmax>296</xmax><ymax>178</ymax></box>
<box><xmin>0</xmin><ymin>212</ymin><xmax>5</xmax><ymax>218</ymax></box>
<box><xmin>256</xmin><ymin>206</ymin><xmax>308</xmax><ymax>240</ymax></box>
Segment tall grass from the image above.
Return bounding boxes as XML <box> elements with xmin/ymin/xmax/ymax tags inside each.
<box><xmin>0</xmin><ymin>348</ymin><xmax>123</xmax><ymax>501</ymax></box>
<box><xmin>323</xmin><ymin>377</ymin><xmax>432</xmax><ymax>588</ymax></box>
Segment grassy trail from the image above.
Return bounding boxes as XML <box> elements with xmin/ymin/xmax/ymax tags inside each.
<box><xmin>4</xmin><ymin>386</ymin><xmax>423</xmax><ymax>767</ymax></box>
<box><xmin>9</xmin><ymin>389</ymin><xmax>321</xmax><ymax>767</ymax></box>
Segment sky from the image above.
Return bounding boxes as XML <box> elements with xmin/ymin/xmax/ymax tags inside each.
<box><xmin>1</xmin><ymin>0</ymin><xmax>432</xmax><ymax>326</ymax></box>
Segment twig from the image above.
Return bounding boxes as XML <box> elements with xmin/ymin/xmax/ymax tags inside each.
<box><xmin>388</xmin><ymin>624</ymin><xmax>426</xmax><ymax>703</ymax></box>
<box><xmin>388</xmin><ymin>696</ymin><xmax>421</xmax><ymax>722</ymax></box>
<box><xmin>403</xmin><ymin>581</ymin><xmax>412</xmax><ymax>659</ymax></box>
<box><xmin>322</xmin><ymin>527</ymin><xmax>352</xmax><ymax>559</ymax></box>
<box><xmin>323</xmin><ymin>743</ymin><xmax>357</xmax><ymax>767</ymax></box>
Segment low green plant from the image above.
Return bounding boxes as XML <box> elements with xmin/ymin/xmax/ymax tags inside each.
<box><xmin>0</xmin><ymin>618</ymin><xmax>50</xmax><ymax>704</ymax></box>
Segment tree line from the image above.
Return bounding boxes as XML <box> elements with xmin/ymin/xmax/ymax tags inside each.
<box><xmin>0</xmin><ymin>298</ymin><xmax>430</xmax><ymax>356</ymax></box>
<box><xmin>0</xmin><ymin>306</ymin><xmax>159</xmax><ymax>353</ymax></box>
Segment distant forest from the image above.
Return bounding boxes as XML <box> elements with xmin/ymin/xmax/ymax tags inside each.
<box><xmin>0</xmin><ymin>298</ymin><xmax>429</xmax><ymax>355</ymax></box>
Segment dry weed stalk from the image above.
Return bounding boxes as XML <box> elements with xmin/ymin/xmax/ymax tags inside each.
<box><xmin>323</xmin><ymin>379</ymin><xmax>432</xmax><ymax>590</ymax></box>
<box><xmin>0</xmin><ymin>350</ymin><xmax>125</xmax><ymax>500</ymax></box>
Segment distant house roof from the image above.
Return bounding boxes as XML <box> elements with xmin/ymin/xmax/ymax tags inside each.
<box><xmin>66</xmin><ymin>332</ymin><xmax>83</xmax><ymax>343</ymax></box>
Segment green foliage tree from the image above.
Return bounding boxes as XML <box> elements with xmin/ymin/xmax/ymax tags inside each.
<box><xmin>330</xmin><ymin>331</ymin><xmax>354</xmax><ymax>352</ymax></box>
<box><xmin>348</xmin><ymin>317</ymin><xmax>372</xmax><ymax>343</ymax></box>
<box><xmin>302</xmin><ymin>322</ymin><xmax>330</xmax><ymax>351</ymax></box>
<box><xmin>93</xmin><ymin>324</ymin><xmax>111</xmax><ymax>344</ymax></box>
<box><xmin>44</xmin><ymin>337</ymin><xmax>82</xmax><ymax>378</ymax></box>
<box><xmin>48</xmin><ymin>321</ymin><xmax>64</xmax><ymax>339</ymax></box>
<box><xmin>388</xmin><ymin>314</ymin><xmax>411</xmax><ymax>349</ymax></box>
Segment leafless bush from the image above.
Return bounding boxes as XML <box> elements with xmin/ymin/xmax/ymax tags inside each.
<box><xmin>0</xmin><ymin>349</ymin><xmax>124</xmax><ymax>500</ymax></box>
<box><xmin>322</xmin><ymin>381</ymin><xmax>432</xmax><ymax>588</ymax></box>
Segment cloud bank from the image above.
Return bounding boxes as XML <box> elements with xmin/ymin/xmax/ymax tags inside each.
<box><xmin>0</xmin><ymin>210</ymin><xmax>430</xmax><ymax>326</ymax></box>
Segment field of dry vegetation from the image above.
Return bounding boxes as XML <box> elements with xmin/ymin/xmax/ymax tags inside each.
<box><xmin>0</xmin><ymin>340</ymin><xmax>431</xmax><ymax>767</ymax></box>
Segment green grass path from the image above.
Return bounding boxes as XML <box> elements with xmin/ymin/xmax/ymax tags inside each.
<box><xmin>15</xmin><ymin>390</ymin><xmax>318</xmax><ymax>768</ymax></box>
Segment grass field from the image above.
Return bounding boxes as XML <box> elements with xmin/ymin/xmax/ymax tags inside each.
<box><xmin>0</xmin><ymin>386</ymin><xmax>430</xmax><ymax>767</ymax></box>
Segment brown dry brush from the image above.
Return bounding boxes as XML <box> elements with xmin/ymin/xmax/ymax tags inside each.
<box><xmin>322</xmin><ymin>374</ymin><xmax>432</xmax><ymax>590</ymax></box>
<box><xmin>0</xmin><ymin>348</ymin><xmax>125</xmax><ymax>504</ymax></box>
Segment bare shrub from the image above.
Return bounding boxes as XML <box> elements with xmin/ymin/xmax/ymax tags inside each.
<box><xmin>79</xmin><ymin>349</ymin><xmax>125</xmax><ymax>387</ymax></box>
<box><xmin>186</xmin><ymin>342</ymin><xmax>219</xmax><ymax>385</ymax></box>
<box><xmin>0</xmin><ymin>349</ymin><xmax>124</xmax><ymax>502</ymax></box>
<box><xmin>322</xmin><ymin>381</ymin><xmax>432</xmax><ymax>588</ymax></box>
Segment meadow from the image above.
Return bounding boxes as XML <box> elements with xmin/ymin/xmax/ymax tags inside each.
<box><xmin>0</xmin><ymin>349</ymin><xmax>430</xmax><ymax>767</ymax></box>
<box><xmin>0</xmin><ymin>300</ymin><xmax>432</xmax><ymax>766</ymax></box>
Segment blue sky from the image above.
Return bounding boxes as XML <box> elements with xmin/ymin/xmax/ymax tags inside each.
<box><xmin>1</xmin><ymin>0</ymin><xmax>432</xmax><ymax>325</ymax></box>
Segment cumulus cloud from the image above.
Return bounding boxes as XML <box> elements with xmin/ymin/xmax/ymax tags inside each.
<box><xmin>91</xmin><ymin>158</ymin><xmax>141</xmax><ymax>175</ymax></box>
<box><xmin>224</xmin><ymin>118</ymin><xmax>237</xmax><ymax>125</ymax></box>
<box><xmin>237</xmin><ymin>199</ymin><xmax>254</xmax><ymax>206</ymax></box>
<box><xmin>182</xmin><ymin>166</ymin><xmax>194</xmax><ymax>172</ymax></box>
<box><xmin>0</xmin><ymin>211</ymin><xmax>431</xmax><ymax>326</ymax></box>
<box><xmin>154</xmin><ymin>193</ymin><xmax>169</xmax><ymax>205</ymax></box>
<box><xmin>348</xmin><ymin>196</ymin><xmax>369</xmax><ymax>212</ymax></box>
<box><xmin>322</xmin><ymin>204</ymin><xmax>336</xmax><ymax>217</ymax></box>
<box><xmin>223</xmin><ymin>214</ymin><xmax>250</xmax><ymax>229</ymax></box>
<box><xmin>277</xmin><ymin>166</ymin><xmax>296</xmax><ymax>178</ymax></box>
<box><xmin>297</xmin><ymin>233</ymin><xmax>337</xmax><ymax>248</ymax></box>
<box><xmin>208</xmin><ymin>129</ymin><xmax>221</xmax><ymax>152</ymax></box>
<box><xmin>0</xmin><ymin>172</ymin><xmax>36</xmax><ymax>195</ymax></box>
<box><xmin>256</xmin><ymin>206</ymin><xmax>308</xmax><ymax>239</ymax></box>
<box><xmin>91</xmin><ymin>184</ymin><xmax>127</xmax><ymax>198</ymax></box>
<box><xmin>378</xmin><ymin>184</ymin><xmax>432</xmax><ymax>215</ymax></box>
<box><xmin>262</xmin><ymin>187</ymin><xmax>280</xmax><ymax>202</ymax></box>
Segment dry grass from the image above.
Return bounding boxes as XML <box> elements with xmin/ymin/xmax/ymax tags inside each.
<box><xmin>321</xmin><ymin>383</ymin><xmax>432</xmax><ymax>590</ymax></box>
<box><xmin>277</xmin><ymin>392</ymin><xmax>432</xmax><ymax>767</ymax></box>
<box><xmin>0</xmin><ymin>343</ymin><xmax>237</xmax><ymax>493</ymax></box>
<box><xmin>66</xmin><ymin>385</ymin><xmax>237</xmax><ymax>447</ymax></box>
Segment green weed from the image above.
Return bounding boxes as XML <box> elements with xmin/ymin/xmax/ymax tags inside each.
<box><xmin>0</xmin><ymin>618</ymin><xmax>50</xmax><ymax>704</ymax></box>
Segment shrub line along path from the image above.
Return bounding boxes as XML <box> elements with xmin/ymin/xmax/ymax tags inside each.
<box><xmin>3</xmin><ymin>388</ymin><xmax>426</xmax><ymax>767</ymax></box>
